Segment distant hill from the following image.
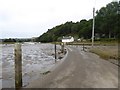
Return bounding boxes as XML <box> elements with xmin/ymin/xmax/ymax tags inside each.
<box><xmin>36</xmin><ymin>1</ymin><xmax>120</xmax><ymax>42</ymax></box>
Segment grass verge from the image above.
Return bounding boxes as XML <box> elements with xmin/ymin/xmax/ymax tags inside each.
<box><xmin>89</xmin><ymin>47</ymin><xmax>118</xmax><ymax>60</ymax></box>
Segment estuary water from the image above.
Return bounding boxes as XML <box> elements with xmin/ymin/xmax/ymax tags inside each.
<box><xmin>1</xmin><ymin>43</ymin><xmax>61</xmax><ymax>88</ymax></box>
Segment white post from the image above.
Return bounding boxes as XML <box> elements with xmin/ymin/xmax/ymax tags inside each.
<box><xmin>92</xmin><ymin>7</ymin><xmax>95</xmax><ymax>47</ymax></box>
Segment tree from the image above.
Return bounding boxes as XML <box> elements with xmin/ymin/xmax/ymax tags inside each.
<box><xmin>36</xmin><ymin>1</ymin><xmax>119</xmax><ymax>42</ymax></box>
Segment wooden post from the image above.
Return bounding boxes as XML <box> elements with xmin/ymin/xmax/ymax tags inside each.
<box><xmin>61</xmin><ymin>43</ymin><xmax>64</xmax><ymax>53</ymax></box>
<box><xmin>92</xmin><ymin>7</ymin><xmax>95</xmax><ymax>47</ymax></box>
<box><xmin>55</xmin><ymin>42</ymin><xmax>57</xmax><ymax>62</ymax></box>
<box><xmin>83</xmin><ymin>43</ymin><xmax>85</xmax><ymax>51</ymax></box>
<box><xmin>14</xmin><ymin>43</ymin><xmax>22</xmax><ymax>90</ymax></box>
<box><xmin>63</xmin><ymin>43</ymin><xmax>64</xmax><ymax>53</ymax></box>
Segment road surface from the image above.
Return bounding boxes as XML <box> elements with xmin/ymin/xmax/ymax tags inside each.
<box><xmin>27</xmin><ymin>45</ymin><xmax>118</xmax><ymax>88</ymax></box>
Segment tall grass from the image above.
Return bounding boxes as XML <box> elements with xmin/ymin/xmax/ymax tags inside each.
<box><xmin>89</xmin><ymin>47</ymin><xmax>118</xmax><ymax>60</ymax></box>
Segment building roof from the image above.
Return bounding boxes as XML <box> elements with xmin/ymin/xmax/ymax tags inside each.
<box><xmin>62</xmin><ymin>36</ymin><xmax>73</xmax><ymax>40</ymax></box>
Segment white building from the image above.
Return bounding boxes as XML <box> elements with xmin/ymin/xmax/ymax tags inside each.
<box><xmin>62</xmin><ymin>36</ymin><xmax>74</xmax><ymax>43</ymax></box>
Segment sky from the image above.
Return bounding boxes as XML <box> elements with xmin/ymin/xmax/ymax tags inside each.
<box><xmin>0</xmin><ymin>0</ymin><xmax>115</xmax><ymax>39</ymax></box>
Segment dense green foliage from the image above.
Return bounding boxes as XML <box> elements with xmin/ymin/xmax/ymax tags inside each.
<box><xmin>2</xmin><ymin>38</ymin><xmax>31</xmax><ymax>42</ymax></box>
<box><xmin>37</xmin><ymin>1</ymin><xmax>120</xmax><ymax>42</ymax></box>
<box><xmin>3</xmin><ymin>38</ymin><xmax>17</xmax><ymax>42</ymax></box>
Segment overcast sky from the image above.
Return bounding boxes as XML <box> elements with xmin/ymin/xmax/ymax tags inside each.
<box><xmin>0</xmin><ymin>0</ymin><xmax>115</xmax><ymax>39</ymax></box>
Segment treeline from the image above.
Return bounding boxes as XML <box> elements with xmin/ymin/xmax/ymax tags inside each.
<box><xmin>2</xmin><ymin>38</ymin><xmax>31</xmax><ymax>43</ymax></box>
<box><xmin>36</xmin><ymin>1</ymin><xmax>120</xmax><ymax>42</ymax></box>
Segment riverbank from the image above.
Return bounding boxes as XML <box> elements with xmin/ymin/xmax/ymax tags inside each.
<box><xmin>1</xmin><ymin>43</ymin><xmax>66</xmax><ymax>88</ymax></box>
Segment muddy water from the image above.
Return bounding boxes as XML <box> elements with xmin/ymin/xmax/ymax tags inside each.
<box><xmin>1</xmin><ymin>43</ymin><xmax>61</xmax><ymax>88</ymax></box>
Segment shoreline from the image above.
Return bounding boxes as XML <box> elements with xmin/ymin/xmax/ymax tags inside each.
<box><xmin>26</xmin><ymin>47</ymin><xmax>68</xmax><ymax>88</ymax></box>
<box><xmin>2</xmin><ymin>43</ymin><xmax>63</xmax><ymax>88</ymax></box>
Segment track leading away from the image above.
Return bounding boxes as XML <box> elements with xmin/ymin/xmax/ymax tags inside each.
<box><xmin>28</xmin><ymin>45</ymin><xmax>118</xmax><ymax>88</ymax></box>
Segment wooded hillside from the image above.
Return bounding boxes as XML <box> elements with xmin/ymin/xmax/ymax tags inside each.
<box><xmin>36</xmin><ymin>1</ymin><xmax>120</xmax><ymax>42</ymax></box>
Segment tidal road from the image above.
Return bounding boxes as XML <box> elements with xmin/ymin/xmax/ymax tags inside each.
<box><xmin>28</xmin><ymin>45</ymin><xmax>118</xmax><ymax>88</ymax></box>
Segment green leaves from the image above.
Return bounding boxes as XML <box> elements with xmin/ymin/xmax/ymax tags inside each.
<box><xmin>37</xmin><ymin>1</ymin><xmax>119</xmax><ymax>42</ymax></box>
